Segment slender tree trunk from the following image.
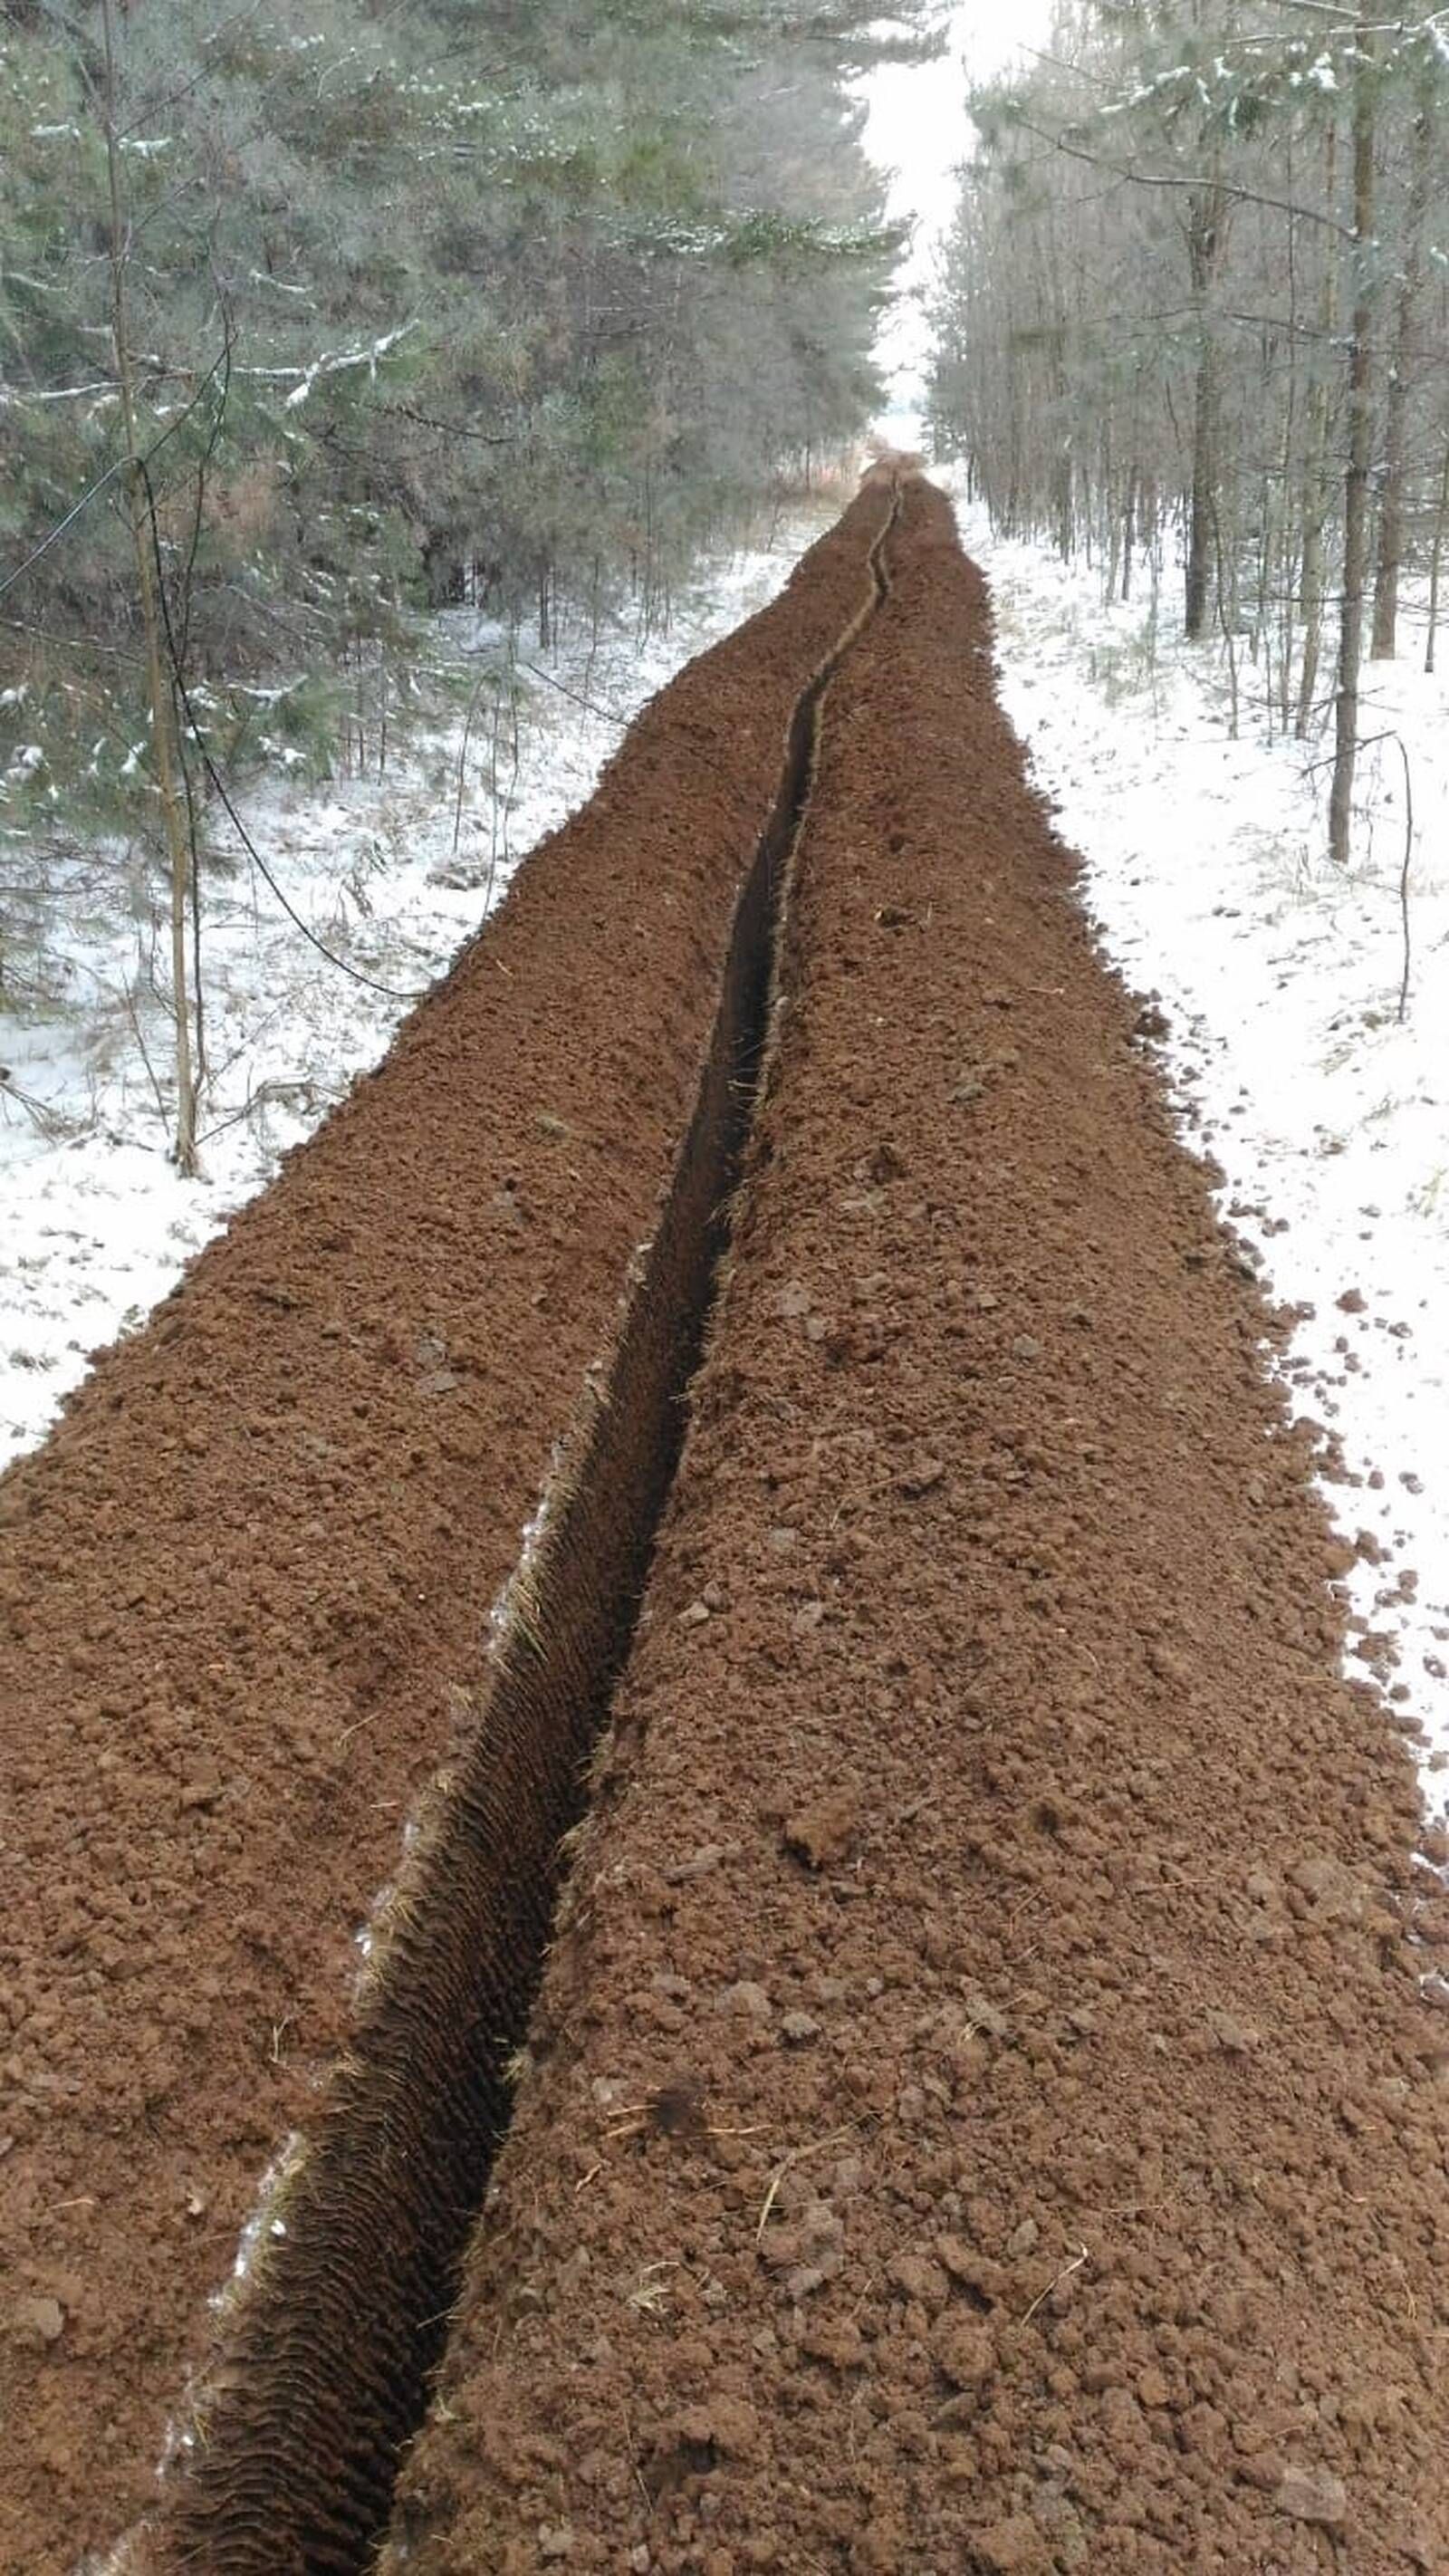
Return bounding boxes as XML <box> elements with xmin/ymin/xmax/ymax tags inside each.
<box><xmin>1425</xmin><ymin>437</ymin><xmax>1449</xmax><ymax>676</ymax></box>
<box><xmin>1185</xmin><ymin>353</ymin><xmax>1218</xmax><ymax>637</ymax></box>
<box><xmin>1369</xmin><ymin>74</ymin><xmax>1431</xmax><ymax>660</ymax></box>
<box><xmin>1329</xmin><ymin>26</ymin><xmax>1377</xmax><ymax>870</ymax></box>
<box><xmin>1004</xmin><ymin>324</ymin><xmax>1023</xmax><ymax>535</ymax></box>
<box><xmin>101</xmin><ymin>0</ymin><xmax>197</xmax><ymax>1172</ymax></box>
<box><xmin>1278</xmin><ymin>392</ymin><xmax>1297</xmax><ymax>734</ymax></box>
<box><xmin>1212</xmin><ymin>495</ymin><xmax>1240</xmax><ymax>737</ymax></box>
<box><xmin>1297</xmin><ymin>124</ymin><xmax>1339</xmax><ymax>739</ymax></box>
<box><xmin>1185</xmin><ymin>179</ymin><xmax>1227</xmax><ymax>641</ymax></box>
<box><xmin>1280</xmin><ymin>130</ymin><xmax>1300</xmax><ymax>734</ymax></box>
<box><xmin>1041</xmin><ymin>228</ymin><xmax>1073</xmax><ymax>559</ymax></box>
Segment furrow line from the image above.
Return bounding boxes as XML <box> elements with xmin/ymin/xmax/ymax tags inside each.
<box><xmin>120</xmin><ymin>485</ymin><xmax>902</xmax><ymax>2576</ymax></box>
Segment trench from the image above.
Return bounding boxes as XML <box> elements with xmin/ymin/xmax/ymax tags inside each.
<box><xmin>138</xmin><ymin>486</ymin><xmax>898</xmax><ymax>2576</ymax></box>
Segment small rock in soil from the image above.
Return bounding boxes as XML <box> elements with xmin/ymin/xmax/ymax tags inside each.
<box><xmin>1208</xmin><ymin>2011</ymin><xmax>1262</xmax><ymax>2054</ymax></box>
<box><xmin>771</xmin><ymin>1280</ymin><xmax>812</xmax><ymax>1321</ymax></box>
<box><xmin>718</xmin><ymin>1980</ymin><xmax>772</xmax><ymax>2022</ymax></box>
<box><xmin>1275</xmin><ymin>2464</ymin><xmax>1348</xmax><ymax>2527</ymax></box>
<box><xmin>7</xmin><ymin>2297</ymin><xmax>64</xmax><ymax>2347</ymax></box>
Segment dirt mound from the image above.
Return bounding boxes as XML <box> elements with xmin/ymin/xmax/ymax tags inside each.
<box><xmin>0</xmin><ymin>489</ymin><xmax>891</xmax><ymax>2575</ymax></box>
<box><xmin>128</xmin><ymin>496</ymin><xmax>901</xmax><ymax>2576</ymax></box>
<box><xmin>377</xmin><ymin>482</ymin><xmax>1449</xmax><ymax>2573</ymax></box>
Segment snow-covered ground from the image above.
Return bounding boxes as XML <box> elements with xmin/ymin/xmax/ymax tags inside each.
<box><xmin>0</xmin><ymin>493</ymin><xmax>837</xmax><ymax>1468</ymax></box>
<box><xmin>946</xmin><ymin>476</ymin><xmax>1449</xmax><ymax>1841</ymax></box>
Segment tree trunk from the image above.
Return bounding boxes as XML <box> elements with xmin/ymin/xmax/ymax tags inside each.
<box><xmin>1425</xmin><ymin>438</ymin><xmax>1449</xmax><ymax>676</ymax></box>
<box><xmin>1369</xmin><ymin>74</ymin><xmax>1431</xmax><ymax>660</ymax></box>
<box><xmin>1296</xmin><ymin>124</ymin><xmax>1339</xmax><ymax>739</ymax></box>
<box><xmin>1329</xmin><ymin>26</ymin><xmax>1377</xmax><ymax>870</ymax></box>
<box><xmin>101</xmin><ymin>0</ymin><xmax>197</xmax><ymax>1174</ymax></box>
<box><xmin>1185</xmin><ymin>349</ymin><xmax>1217</xmax><ymax>638</ymax></box>
<box><xmin>1185</xmin><ymin>180</ymin><xmax>1227</xmax><ymax>641</ymax></box>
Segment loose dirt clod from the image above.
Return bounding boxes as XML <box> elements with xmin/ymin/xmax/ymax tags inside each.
<box><xmin>781</xmin><ymin>1788</ymin><xmax>859</xmax><ymax>1869</ymax></box>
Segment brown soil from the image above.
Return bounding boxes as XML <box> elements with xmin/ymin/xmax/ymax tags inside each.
<box><xmin>0</xmin><ymin>488</ymin><xmax>890</xmax><ymax>2576</ymax></box>
<box><xmin>379</xmin><ymin>482</ymin><xmax>1449</xmax><ymax>2574</ymax></box>
<box><xmin>129</xmin><ymin>495</ymin><xmax>900</xmax><ymax>2576</ymax></box>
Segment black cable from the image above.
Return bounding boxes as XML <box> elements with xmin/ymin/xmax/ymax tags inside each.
<box><xmin>0</xmin><ymin>342</ymin><xmax>231</xmax><ymax>607</ymax></box>
<box><xmin>514</xmin><ymin>658</ymin><xmax>631</xmax><ymax>729</ymax></box>
<box><xmin>139</xmin><ymin>457</ymin><xmax>428</xmax><ymax>1004</ymax></box>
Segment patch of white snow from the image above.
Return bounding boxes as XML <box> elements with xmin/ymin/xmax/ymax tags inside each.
<box><xmin>944</xmin><ymin>471</ymin><xmax>1449</xmax><ymax>1834</ymax></box>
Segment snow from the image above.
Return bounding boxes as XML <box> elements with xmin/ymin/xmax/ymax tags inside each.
<box><xmin>943</xmin><ymin>471</ymin><xmax>1449</xmax><ymax>1842</ymax></box>
<box><xmin>0</xmin><ymin>495</ymin><xmax>837</xmax><ymax>1472</ymax></box>
<box><xmin>283</xmin><ymin>323</ymin><xmax>417</xmax><ymax>409</ymax></box>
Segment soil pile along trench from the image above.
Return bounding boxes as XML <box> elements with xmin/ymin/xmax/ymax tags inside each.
<box><xmin>374</xmin><ymin>480</ymin><xmax>1449</xmax><ymax>2575</ymax></box>
<box><xmin>130</xmin><ymin>488</ymin><xmax>900</xmax><ymax>2576</ymax></box>
<box><xmin>0</xmin><ymin>488</ymin><xmax>892</xmax><ymax>2576</ymax></box>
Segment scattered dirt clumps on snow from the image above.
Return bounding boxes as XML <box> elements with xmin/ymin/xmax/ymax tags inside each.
<box><xmin>379</xmin><ymin>482</ymin><xmax>1449</xmax><ymax>2574</ymax></box>
<box><xmin>0</xmin><ymin>490</ymin><xmax>891</xmax><ymax>2575</ymax></box>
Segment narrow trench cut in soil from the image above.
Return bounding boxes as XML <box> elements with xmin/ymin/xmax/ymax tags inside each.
<box><xmin>124</xmin><ymin>491</ymin><xmax>902</xmax><ymax>2576</ymax></box>
<box><xmin>2</xmin><ymin>488</ymin><xmax>885</xmax><ymax>2576</ymax></box>
<box><xmin>371</xmin><ymin>483</ymin><xmax>1449</xmax><ymax>2576</ymax></box>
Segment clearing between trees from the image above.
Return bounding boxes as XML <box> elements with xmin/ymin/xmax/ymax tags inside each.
<box><xmin>3</xmin><ymin>478</ymin><xmax>1446</xmax><ymax>2574</ymax></box>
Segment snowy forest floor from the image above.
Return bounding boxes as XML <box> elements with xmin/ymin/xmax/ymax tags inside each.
<box><xmin>3</xmin><ymin>461</ymin><xmax>1446</xmax><ymax>1850</ymax></box>
<box><xmin>948</xmin><ymin>473</ymin><xmax>1449</xmax><ymax>1839</ymax></box>
<box><xmin>0</xmin><ymin>485</ymin><xmax>843</xmax><ymax>1469</ymax></box>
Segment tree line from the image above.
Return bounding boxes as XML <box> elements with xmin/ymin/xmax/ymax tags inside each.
<box><xmin>1</xmin><ymin>0</ymin><xmax>939</xmax><ymax>1164</ymax></box>
<box><xmin>928</xmin><ymin>0</ymin><xmax>1449</xmax><ymax>865</ymax></box>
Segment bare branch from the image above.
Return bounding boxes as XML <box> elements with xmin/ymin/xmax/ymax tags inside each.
<box><xmin>1019</xmin><ymin>118</ymin><xmax>1354</xmax><ymax>243</ymax></box>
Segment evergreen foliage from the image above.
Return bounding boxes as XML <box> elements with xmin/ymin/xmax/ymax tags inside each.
<box><xmin>1</xmin><ymin>0</ymin><xmax>935</xmax><ymax>826</ymax></box>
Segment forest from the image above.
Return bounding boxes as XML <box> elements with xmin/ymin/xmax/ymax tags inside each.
<box><xmin>929</xmin><ymin>0</ymin><xmax>1449</xmax><ymax>868</ymax></box>
<box><xmin>2</xmin><ymin>0</ymin><xmax>937</xmax><ymax>1154</ymax></box>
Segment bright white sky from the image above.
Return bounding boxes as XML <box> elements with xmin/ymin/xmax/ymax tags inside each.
<box><xmin>859</xmin><ymin>1</ymin><xmax>1055</xmax><ymax>412</ymax></box>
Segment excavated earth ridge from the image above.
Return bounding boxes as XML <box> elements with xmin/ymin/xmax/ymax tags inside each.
<box><xmin>0</xmin><ymin>485</ymin><xmax>893</xmax><ymax>2575</ymax></box>
<box><xmin>129</xmin><ymin>485</ymin><xmax>900</xmax><ymax>2576</ymax></box>
<box><xmin>369</xmin><ymin>481</ymin><xmax>1449</xmax><ymax>2574</ymax></box>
